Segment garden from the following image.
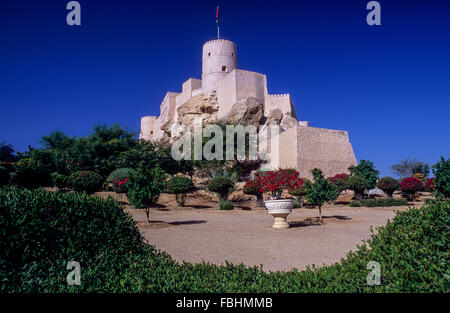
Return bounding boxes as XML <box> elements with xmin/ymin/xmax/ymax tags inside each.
<box><xmin>0</xmin><ymin>126</ymin><xmax>449</xmax><ymax>292</ymax></box>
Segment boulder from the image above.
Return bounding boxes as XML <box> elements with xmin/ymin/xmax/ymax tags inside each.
<box><xmin>223</xmin><ymin>97</ymin><xmax>264</xmax><ymax>127</ymax></box>
<box><xmin>176</xmin><ymin>91</ymin><xmax>219</xmax><ymax>131</ymax></box>
<box><xmin>265</xmin><ymin>109</ymin><xmax>283</xmax><ymax>125</ymax></box>
<box><xmin>280</xmin><ymin>114</ymin><xmax>298</xmax><ymax>130</ymax></box>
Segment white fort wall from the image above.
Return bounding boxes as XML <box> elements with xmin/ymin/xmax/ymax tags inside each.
<box><xmin>273</xmin><ymin>124</ymin><xmax>357</xmax><ymax>179</ymax></box>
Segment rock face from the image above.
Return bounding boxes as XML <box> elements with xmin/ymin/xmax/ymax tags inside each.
<box><xmin>223</xmin><ymin>97</ymin><xmax>264</xmax><ymax>127</ymax></box>
<box><xmin>176</xmin><ymin>92</ymin><xmax>219</xmax><ymax>130</ymax></box>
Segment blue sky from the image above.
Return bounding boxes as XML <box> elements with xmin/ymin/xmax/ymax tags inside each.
<box><xmin>0</xmin><ymin>0</ymin><xmax>449</xmax><ymax>176</ymax></box>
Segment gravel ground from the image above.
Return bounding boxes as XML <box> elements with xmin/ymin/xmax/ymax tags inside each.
<box><xmin>128</xmin><ymin>203</ymin><xmax>412</xmax><ymax>272</ymax></box>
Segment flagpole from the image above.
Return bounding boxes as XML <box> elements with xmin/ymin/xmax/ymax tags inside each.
<box><xmin>216</xmin><ymin>5</ymin><xmax>220</xmax><ymax>39</ymax></box>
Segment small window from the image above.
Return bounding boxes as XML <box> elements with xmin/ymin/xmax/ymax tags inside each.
<box><xmin>232</xmin><ymin>53</ymin><xmax>234</xmax><ymax>57</ymax></box>
<box><xmin>222</xmin><ymin>66</ymin><xmax>227</xmax><ymax>71</ymax></box>
<box><xmin>208</xmin><ymin>52</ymin><xmax>211</xmax><ymax>56</ymax></box>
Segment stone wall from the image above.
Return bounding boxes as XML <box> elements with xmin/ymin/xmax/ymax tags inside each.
<box><xmin>273</xmin><ymin>124</ymin><xmax>357</xmax><ymax>179</ymax></box>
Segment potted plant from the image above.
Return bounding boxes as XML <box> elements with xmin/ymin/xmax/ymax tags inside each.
<box><xmin>256</xmin><ymin>168</ymin><xmax>303</xmax><ymax>229</ymax></box>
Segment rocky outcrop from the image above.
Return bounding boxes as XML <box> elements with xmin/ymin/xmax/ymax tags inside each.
<box><xmin>265</xmin><ymin>109</ymin><xmax>283</xmax><ymax>125</ymax></box>
<box><xmin>176</xmin><ymin>91</ymin><xmax>219</xmax><ymax>131</ymax></box>
<box><xmin>280</xmin><ymin>114</ymin><xmax>298</xmax><ymax>130</ymax></box>
<box><xmin>223</xmin><ymin>97</ymin><xmax>264</xmax><ymax>127</ymax></box>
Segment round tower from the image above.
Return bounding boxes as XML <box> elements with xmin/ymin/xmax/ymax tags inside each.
<box><xmin>202</xmin><ymin>39</ymin><xmax>238</xmax><ymax>93</ymax></box>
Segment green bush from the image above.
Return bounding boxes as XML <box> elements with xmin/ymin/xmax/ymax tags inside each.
<box><xmin>349</xmin><ymin>198</ymin><xmax>408</xmax><ymax>207</ymax></box>
<box><xmin>166</xmin><ymin>176</ymin><xmax>195</xmax><ymax>206</ymax></box>
<box><xmin>1</xmin><ymin>187</ymin><xmax>448</xmax><ymax>292</ymax></box>
<box><xmin>306</xmin><ymin>169</ymin><xmax>339</xmax><ymax>221</ymax></box>
<box><xmin>127</xmin><ymin>167</ymin><xmax>167</xmax><ymax>222</ymax></box>
<box><xmin>433</xmin><ymin>157</ymin><xmax>450</xmax><ymax>199</ymax></box>
<box><xmin>347</xmin><ymin>175</ymin><xmax>369</xmax><ymax>200</ymax></box>
<box><xmin>69</xmin><ymin>171</ymin><xmax>104</xmax><ymax>194</ymax></box>
<box><xmin>0</xmin><ymin>187</ymin><xmax>145</xmax><ymax>292</ymax></box>
<box><xmin>14</xmin><ymin>158</ymin><xmax>53</xmax><ymax>189</ymax></box>
<box><xmin>219</xmin><ymin>200</ymin><xmax>234</xmax><ymax>210</ymax></box>
<box><xmin>207</xmin><ymin>176</ymin><xmax>235</xmax><ymax>202</ymax></box>
<box><xmin>53</xmin><ymin>174</ymin><xmax>69</xmax><ymax>190</ymax></box>
<box><xmin>349</xmin><ymin>160</ymin><xmax>379</xmax><ymax>190</ymax></box>
<box><xmin>0</xmin><ymin>166</ymin><xmax>9</xmax><ymax>186</ymax></box>
<box><xmin>376</xmin><ymin>176</ymin><xmax>400</xmax><ymax>197</ymax></box>
<box><xmin>106</xmin><ymin>168</ymin><xmax>136</xmax><ymax>183</ymax></box>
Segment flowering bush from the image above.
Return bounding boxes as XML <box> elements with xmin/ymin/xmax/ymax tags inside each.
<box><xmin>256</xmin><ymin>168</ymin><xmax>303</xmax><ymax>200</ymax></box>
<box><xmin>400</xmin><ymin>177</ymin><xmax>423</xmax><ymax>201</ymax></box>
<box><xmin>243</xmin><ymin>178</ymin><xmax>263</xmax><ymax>196</ymax></box>
<box><xmin>111</xmin><ymin>177</ymin><xmax>129</xmax><ymax>193</ymax></box>
<box><xmin>69</xmin><ymin>171</ymin><xmax>104</xmax><ymax>194</ymax></box>
<box><xmin>327</xmin><ymin>173</ymin><xmax>349</xmax><ymax>193</ymax></box>
<box><xmin>424</xmin><ymin>177</ymin><xmax>435</xmax><ymax>192</ymax></box>
<box><xmin>376</xmin><ymin>176</ymin><xmax>400</xmax><ymax>197</ymax></box>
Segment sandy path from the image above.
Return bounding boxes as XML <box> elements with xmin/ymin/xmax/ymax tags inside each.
<box><xmin>129</xmin><ymin>204</ymin><xmax>411</xmax><ymax>272</ymax></box>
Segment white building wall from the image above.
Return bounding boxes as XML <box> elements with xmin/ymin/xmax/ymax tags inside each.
<box><xmin>202</xmin><ymin>39</ymin><xmax>237</xmax><ymax>93</ymax></box>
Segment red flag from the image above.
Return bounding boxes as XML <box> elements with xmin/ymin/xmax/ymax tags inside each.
<box><xmin>216</xmin><ymin>6</ymin><xmax>219</xmax><ymax>25</ymax></box>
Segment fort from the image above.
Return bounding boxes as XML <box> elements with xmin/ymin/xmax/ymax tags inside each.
<box><xmin>140</xmin><ymin>38</ymin><xmax>357</xmax><ymax>179</ymax></box>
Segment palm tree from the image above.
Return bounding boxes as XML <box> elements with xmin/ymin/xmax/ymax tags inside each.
<box><xmin>0</xmin><ymin>141</ymin><xmax>15</xmax><ymax>162</ymax></box>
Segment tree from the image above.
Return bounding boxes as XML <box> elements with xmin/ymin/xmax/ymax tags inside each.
<box><xmin>127</xmin><ymin>166</ymin><xmax>167</xmax><ymax>223</ymax></box>
<box><xmin>376</xmin><ymin>176</ymin><xmax>400</xmax><ymax>198</ymax></box>
<box><xmin>347</xmin><ymin>176</ymin><xmax>370</xmax><ymax>200</ymax></box>
<box><xmin>305</xmin><ymin>168</ymin><xmax>339</xmax><ymax>222</ymax></box>
<box><xmin>166</xmin><ymin>176</ymin><xmax>196</xmax><ymax>206</ymax></box>
<box><xmin>390</xmin><ymin>158</ymin><xmax>430</xmax><ymax>179</ymax></box>
<box><xmin>349</xmin><ymin>160</ymin><xmax>379</xmax><ymax>190</ymax></box>
<box><xmin>0</xmin><ymin>141</ymin><xmax>15</xmax><ymax>162</ymax></box>
<box><xmin>432</xmin><ymin>156</ymin><xmax>450</xmax><ymax>199</ymax></box>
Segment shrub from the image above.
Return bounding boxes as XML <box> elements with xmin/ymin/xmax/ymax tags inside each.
<box><xmin>327</xmin><ymin>173</ymin><xmax>349</xmax><ymax>193</ymax></box>
<box><xmin>424</xmin><ymin>177</ymin><xmax>436</xmax><ymax>192</ymax></box>
<box><xmin>106</xmin><ymin>168</ymin><xmax>136</xmax><ymax>183</ymax></box>
<box><xmin>400</xmin><ymin>177</ymin><xmax>423</xmax><ymax>201</ymax></box>
<box><xmin>432</xmin><ymin>157</ymin><xmax>450</xmax><ymax>199</ymax></box>
<box><xmin>14</xmin><ymin>158</ymin><xmax>53</xmax><ymax>189</ymax></box>
<box><xmin>166</xmin><ymin>176</ymin><xmax>196</xmax><ymax>206</ymax></box>
<box><xmin>243</xmin><ymin>179</ymin><xmax>262</xmax><ymax>196</ymax></box>
<box><xmin>376</xmin><ymin>176</ymin><xmax>400</xmax><ymax>198</ymax></box>
<box><xmin>348</xmin><ymin>160</ymin><xmax>379</xmax><ymax>190</ymax></box>
<box><xmin>0</xmin><ymin>187</ymin><xmax>145</xmax><ymax>292</ymax></box>
<box><xmin>1</xmin><ymin>187</ymin><xmax>448</xmax><ymax>292</ymax></box>
<box><xmin>413</xmin><ymin>173</ymin><xmax>425</xmax><ymax>181</ymax></box>
<box><xmin>255</xmin><ymin>168</ymin><xmax>303</xmax><ymax>200</ymax></box>
<box><xmin>0</xmin><ymin>166</ymin><xmax>9</xmax><ymax>186</ymax></box>
<box><xmin>350</xmin><ymin>198</ymin><xmax>408</xmax><ymax>207</ymax></box>
<box><xmin>347</xmin><ymin>175</ymin><xmax>369</xmax><ymax>200</ymax></box>
<box><xmin>219</xmin><ymin>200</ymin><xmax>234</xmax><ymax>210</ymax></box>
<box><xmin>207</xmin><ymin>176</ymin><xmax>236</xmax><ymax>202</ymax></box>
<box><xmin>288</xmin><ymin>178</ymin><xmax>309</xmax><ymax>208</ymax></box>
<box><xmin>106</xmin><ymin>168</ymin><xmax>135</xmax><ymax>193</ymax></box>
<box><xmin>127</xmin><ymin>166</ymin><xmax>167</xmax><ymax>222</ymax></box>
<box><xmin>69</xmin><ymin>171</ymin><xmax>104</xmax><ymax>194</ymax></box>
<box><xmin>53</xmin><ymin>174</ymin><xmax>69</xmax><ymax>190</ymax></box>
<box><xmin>305</xmin><ymin>168</ymin><xmax>339</xmax><ymax>221</ymax></box>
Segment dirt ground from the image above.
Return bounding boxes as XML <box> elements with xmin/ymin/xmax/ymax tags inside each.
<box><xmin>122</xmin><ymin>192</ymin><xmax>425</xmax><ymax>273</ymax></box>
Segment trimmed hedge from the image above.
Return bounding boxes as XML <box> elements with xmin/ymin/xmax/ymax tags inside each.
<box><xmin>69</xmin><ymin>171</ymin><xmax>104</xmax><ymax>194</ymax></box>
<box><xmin>1</xmin><ymin>187</ymin><xmax>448</xmax><ymax>292</ymax></box>
<box><xmin>350</xmin><ymin>198</ymin><xmax>408</xmax><ymax>207</ymax></box>
<box><xmin>106</xmin><ymin>168</ymin><xmax>136</xmax><ymax>183</ymax></box>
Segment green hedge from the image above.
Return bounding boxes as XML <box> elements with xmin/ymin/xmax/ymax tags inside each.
<box><xmin>1</xmin><ymin>187</ymin><xmax>448</xmax><ymax>292</ymax></box>
<box><xmin>350</xmin><ymin>198</ymin><xmax>408</xmax><ymax>207</ymax></box>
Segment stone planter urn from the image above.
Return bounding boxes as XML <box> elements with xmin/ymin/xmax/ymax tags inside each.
<box><xmin>264</xmin><ymin>199</ymin><xmax>294</xmax><ymax>229</ymax></box>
